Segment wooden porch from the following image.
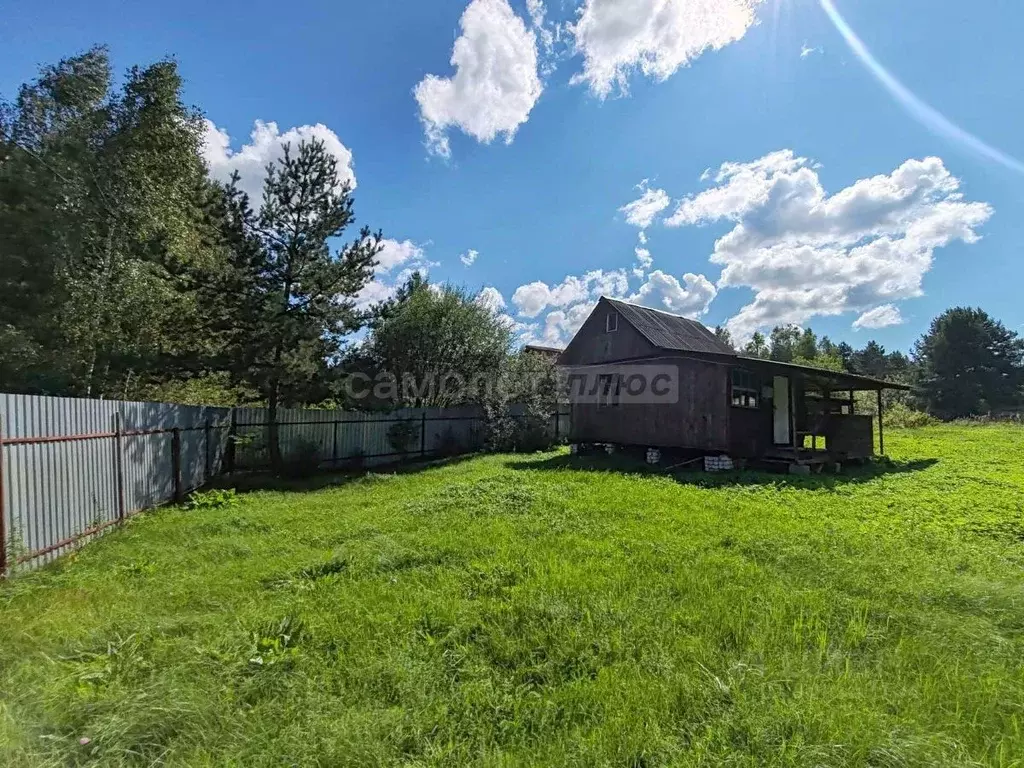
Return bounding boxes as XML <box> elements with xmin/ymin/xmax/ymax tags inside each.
<box><xmin>734</xmin><ymin>356</ymin><xmax>912</xmax><ymax>469</ymax></box>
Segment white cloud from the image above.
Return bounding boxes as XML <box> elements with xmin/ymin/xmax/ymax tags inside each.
<box><xmin>511</xmin><ymin>268</ymin><xmax>629</xmax><ymax>317</ymax></box>
<box><xmin>476</xmin><ymin>286</ymin><xmax>506</xmax><ymax>312</ymax></box>
<box><xmin>202</xmin><ymin>119</ymin><xmax>355</xmax><ymax>204</ymax></box>
<box><xmin>520</xmin><ymin>302</ymin><xmax>596</xmax><ymax>347</ymax></box>
<box><xmin>355</xmin><ymin>239</ymin><xmax>436</xmax><ymax>309</ymax></box>
<box><xmin>628</xmin><ymin>270</ymin><xmax>717</xmax><ymax>316</ymax></box>
<box><xmin>376</xmin><ymin>239</ymin><xmax>427</xmax><ymax>273</ymax></box>
<box><xmin>620</xmin><ymin>183</ymin><xmax>670</xmax><ymax>228</ymax></box>
<box><xmin>663</xmin><ymin>151</ymin><xmax>992</xmax><ymax>340</ymax></box>
<box><xmin>632</xmin><ymin>246</ymin><xmax>653</xmax><ymax>278</ymax></box>
<box><xmin>414</xmin><ymin>0</ymin><xmax>542</xmax><ymax>157</ymax></box>
<box><xmin>513</xmin><ymin>263</ymin><xmax>717</xmax><ymax>346</ymax></box>
<box><xmin>800</xmin><ymin>42</ymin><xmax>822</xmax><ymax>59</ymax></box>
<box><xmin>853</xmin><ymin>304</ymin><xmax>903</xmax><ymax>330</ymax></box>
<box><xmin>570</xmin><ymin>0</ymin><xmax>762</xmax><ymax>98</ymax></box>
<box><xmin>460</xmin><ymin>249</ymin><xmax>479</xmax><ymax>267</ymax></box>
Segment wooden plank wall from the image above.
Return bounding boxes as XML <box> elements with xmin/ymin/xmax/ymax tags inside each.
<box><xmin>569</xmin><ymin>358</ymin><xmax>729</xmax><ymax>451</ymax></box>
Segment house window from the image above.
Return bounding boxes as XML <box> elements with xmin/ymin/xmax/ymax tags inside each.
<box><xmin>731</xmin><ymin>369</ymin><xmax>760</xmax><ymax>409</ymax></box>
<box><xmin>605</xmin><ymin>312</ymin><xmax>618</xmax><ymax>333</ymax></box>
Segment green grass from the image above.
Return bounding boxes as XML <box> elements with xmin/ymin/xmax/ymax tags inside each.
<box><xmin>2</xmin><ymin>425</ymin><xmax>1024</xmax><ymax>767</ymax></box>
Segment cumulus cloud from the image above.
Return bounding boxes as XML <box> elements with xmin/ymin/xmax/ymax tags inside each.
<box><xmin>520</xmin><ymin>302</ymin><xmax>596</xmax><ymax>347</ymax></box>
<box><xmin>414</xmin><ymin>0</ymin><xmax>542</xmax><ymax>157</ymax></box>
<box><xmin>512</xmin><ymin>269</ymin><xmax>629</xmax><ymax>317</ymax></box>
<box><xmin>853</xmin><ymin>304</ymin><xmax>903</xmax><ymax>330</ymax></box>
<box><xmin>620</xmin><ymin>183</ymin><xmax>671</xmax><ymax>228</ymax></box>
<box><xmin>663</xmin><ymin>150</ymin><xmax>992</xmax><ymax>340</ymax></box>
<box><xmin>570</xmin><ymin>0</ymin><xmax>762</xmax><ymax>98</ymax></box>
<box><xmin>512</xmin><ymin>263</ymin><xmax>717</xmax><ymax>346</ymax></box>
<box><xmin>628</xmin><ymin>270</ymin><xmax>717</xmax><ymax>317</ymax></box>
<box><xmin>460</xmin><ymin>249</ymin><xmax>479</xmax><ymax>267</ymax></box>
<box><xmin>355</xmin><ymin>239</ymin><xmax>436</xmax><ymax>309</ymax></box>
<box><xmin>202</xmin><ymin>119</ymin><xmax>355</xmax><ymax>204</ymax></box>
<box><xmin>476</xmin><ymin>286</ymin><xmax>506</xmax><ymax>312</ymax></box>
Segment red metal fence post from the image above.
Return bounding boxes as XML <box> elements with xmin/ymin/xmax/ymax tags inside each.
<box><xmin>0</xmin><ymin>414</ymin><xmax>7</xmax><ymax>576</ymax></box>
<box><xmin>114</xmin><ymin>413</ymin><xmax>126</xmax><ymax>523</ymax></box>
<box><xmin>172</xmin><ymin>427</ymin><xmax>183</xmax><ymax>503</ymax></box>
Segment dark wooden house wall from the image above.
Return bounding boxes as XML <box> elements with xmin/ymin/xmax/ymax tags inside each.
<box><xmin>558</xmin><ymin>303</ymin><xmax>656</xmax><ymax>366</ymax></box>
<box><xmin>569</xmin><ymin>357</ymin><xmax>730</xmax><ymax>451</ymax></box>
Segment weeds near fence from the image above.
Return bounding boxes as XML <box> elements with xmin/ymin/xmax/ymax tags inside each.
<box><xmin>185</xmin><ymin>489</ymin><xmax>239</xmax><ymax>511</ymax></box>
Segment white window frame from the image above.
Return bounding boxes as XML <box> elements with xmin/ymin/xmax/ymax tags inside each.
<box><xmin>606</xmin><ymin>312</ymin><xmax>618</xmax><ymax>333</ymax></box>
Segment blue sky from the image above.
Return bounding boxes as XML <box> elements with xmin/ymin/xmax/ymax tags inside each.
<box><xmin>3</xmin><ymin>0</ymin><xmax>1023</xmax><ymax>351</ymax></box>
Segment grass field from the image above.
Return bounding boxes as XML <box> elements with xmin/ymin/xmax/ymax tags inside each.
<box><xmin>1</xmin><ymin>425</ymin><xmax>1023</xmax><ymax>766</ymax></box>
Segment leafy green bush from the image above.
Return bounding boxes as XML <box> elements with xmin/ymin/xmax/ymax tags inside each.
<box><xmin>387</xmin><ymin>419</ymin><xmax>421</xmax><ymax>455</ymax></box>
<box><xmin>884</xmin><ymin>402</ymin><xmax>938</xmax><ymax>428</ymax></box>
<box><xmin>435</xmin><ymin>426</ymin><xmax>463</xmax><ymax>457</ymax></box>
<box><xmin>185</xmin><ymin>488</ymin><xmax>239</xmax><ymax>510</ymax></box>
<box><xmin>281</xmin><ymin>438</ymin><xmax>321</xmax><ymax>479</ymax></box>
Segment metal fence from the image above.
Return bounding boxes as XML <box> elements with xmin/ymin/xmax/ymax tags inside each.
<box><xmin>0</xmin><ymin>393</ymin><xmax>569</xmax><ymax>574</ymax></box>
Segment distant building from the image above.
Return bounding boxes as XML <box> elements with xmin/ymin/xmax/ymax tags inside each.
<box><xmin>523</xmin><ymin>344</ymin><xmax>564</xmax><ymax>360</ymax></box>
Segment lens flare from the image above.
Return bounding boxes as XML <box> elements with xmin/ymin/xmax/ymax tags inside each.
<box><xmin>820</xmin><ymin>0</ymin><xmax>1024</xmax><ymax>176</ymax></box>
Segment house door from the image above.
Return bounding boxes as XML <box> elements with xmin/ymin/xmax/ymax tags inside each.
<box><xmin>773</xmin><ymin>375</ymin><xmax>791</xmax><ymax>445</ymax></box>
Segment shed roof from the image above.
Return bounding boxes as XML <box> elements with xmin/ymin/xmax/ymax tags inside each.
<box><xmin>735</xmin><ymin>356</ymin><xmax>913</xmax><ymax>391</ymax></box>
<box><xmin>602</xmin><ymin>297</ymin><xmax>735</xmax><ymax>356</ymax></box>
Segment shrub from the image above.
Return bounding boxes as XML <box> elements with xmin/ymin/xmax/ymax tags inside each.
<box><xmin>281</xmin><ymin>438</ymin><xmax>321</xmax><ymax>479</ymax></box>
<box><xmin>186</xmin><ymin>488</ymin><xmax>239</xmax><ymax>510</ymax></box>
<box><xmin>484</xmin><ymin>404</ymin><xmax>554</xmax><ymax>453</ymax></box>
<box><xmin>436</xmin><ymin>426</ymin><xmax>463</xmax><ymax>457</ymax></box>
<box><xmin>884</xmin><ymin>403</ymin><xmax>938</xmax><ymax>429</ymax></box>
<box><xmin>387</xmin><ymin>419</ymin><xmax>420</xmax><ymax>455</ymax></box>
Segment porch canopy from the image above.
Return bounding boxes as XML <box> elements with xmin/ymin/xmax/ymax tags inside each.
<box><xmin>735</xmin><ymin>356</ymin><xmax>914</xmax><ymax>393</ymax></box>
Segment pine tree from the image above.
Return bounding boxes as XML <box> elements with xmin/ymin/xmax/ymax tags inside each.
<box><xmin>211</xmin><ymin>139</ymin><xmax>382</xmax><ymax>466</ymax></box>
<box><xmin>914</xmin><ymin>307</ymin><xmax>1024</xmax><ymax>418</ymax></box>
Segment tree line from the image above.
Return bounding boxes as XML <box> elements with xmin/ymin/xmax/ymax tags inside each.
<box><xmin>2</xmin><ymin>47</ymin><xmax>1022</xmax><ymax>434</ymax></box>
<box><xmin>0</xmin><ymin>48</ymin><xmax>554</xmax><ymax>458</ymax></box>
<box><xmin>714</xmin><ymin>308</ymin><xmax>1024</xmax><ymax>420</ymax></box>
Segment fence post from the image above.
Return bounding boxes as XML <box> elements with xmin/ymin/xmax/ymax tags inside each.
<box><xmin>204</xmin><ymin>417</ymin><xmax>212</xmax><ymax>482</ymax></box>
<box><xmin>554</xmin><ymin>410</ymin><xmax>560</xmax><ymax>442</ymax></box>
<box><xmin>420</xmin><ymin>412</ymin><xmax>427</xmax><ymax>458</ymax></box>
<box><xmin>332</xmin><ymin>419</ymin><xmax>339</xmax><ymax>465</ymax></box>
<box><xmin>225</xmin><ymin>409</ymin><xmax>237</xmax><ymax>475</ymax></box>
<box><xmin>0</xmin><ymin>414</ymin><xmax>7</xmax><ymax>576</ymax></box>
<box><xmin>114</xmin><ymin>412</ymin><xmax>126</xmax><ymax>523</ymax></box>
<box><xmin>172</xmin><ymin>427</ymin><xmax>183</xmax><ymax>503</ymax></box>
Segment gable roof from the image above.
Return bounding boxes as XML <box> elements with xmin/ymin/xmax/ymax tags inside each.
<box><xmin>602</xmin><ymin>297</ymin><xmax>735</xmax><ymax>356</ymax></box>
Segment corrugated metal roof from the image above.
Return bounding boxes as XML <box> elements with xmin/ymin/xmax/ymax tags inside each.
<box><xmin>603</xmin><ymin>297</ymin><xmax>735</xmax><ymax>356</ymax></box>
<box><xmin>735</xmin><ymin>356</ymin><xmax>914</xmax><ymax>391</ymax></box>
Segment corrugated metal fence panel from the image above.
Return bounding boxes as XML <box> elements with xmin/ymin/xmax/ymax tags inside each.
<box><xmin>230</xmin><ymin>405</ymin><xmax>489</xmax><ymax>469</ymax></box>
<box><xmin>1</xmin><ymin>394</ymin><xmax>120</xmax><ymax>568</ymax></box>
<box><xmin>1</xmin><ymin>393</ymin><xmax>551</xmax><ymax>572</ymax></box>
<box><xmin>1</xmin><ymin>395</ymin><xmax>232</xmax><ymax>571</ymax></box>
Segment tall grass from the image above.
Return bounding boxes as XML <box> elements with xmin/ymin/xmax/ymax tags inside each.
<box><xmin>1</xmin><ymin>425</ymin><xmax>1023</xmax><ymax>766</ymax></box>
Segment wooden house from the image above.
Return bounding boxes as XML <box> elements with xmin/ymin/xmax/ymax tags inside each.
<box><xmin>558</xmin><ymin>297</ymin><xmax>912</xmax><ymax>466</ymax></box>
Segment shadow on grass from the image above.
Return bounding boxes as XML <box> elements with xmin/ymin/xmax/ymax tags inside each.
<box><xmin>217</xmin><ymin>453</ymin><xmax>483</xmax><ymax>495</ymax></box>
<box><xmin>505</xmin><ymin>453</ymin><xmax>939</xmax><ymax>490</ymax></box>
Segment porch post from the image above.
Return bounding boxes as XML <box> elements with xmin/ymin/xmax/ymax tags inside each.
<box><xmin>877</xmin><ymin>388</ymin><xmax>885</xmax><ymax>457</ymax></box>
<box><xmin>790</xmin><ymin>377</ymin><xmax>798</xmax><ymax>453</ymax></box>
